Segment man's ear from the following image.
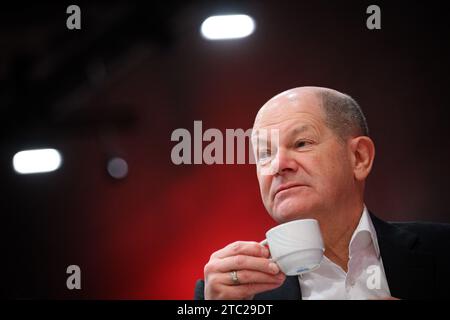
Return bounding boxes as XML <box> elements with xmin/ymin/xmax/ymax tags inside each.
<box><xmin>349</xmin><ymin>136</ymin><xmax>375</xmax><ymax>181</ymax></box>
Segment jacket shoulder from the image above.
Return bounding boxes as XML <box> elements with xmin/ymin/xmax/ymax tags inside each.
<box><xmin>389</xmin><ymin>220</ymin><xmax>450</xmax><ymax>251</ymax></box>
<box><xmin>194</xmin><ymin>279</ymin><xmax>205</xmax><ymax>300</ymax></box>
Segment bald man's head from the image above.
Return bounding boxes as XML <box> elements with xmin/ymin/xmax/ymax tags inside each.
<box><xmin>252</xmin><ymin>86</ymin><xmax>375</xmax><ymax>223</ymax></box>
<box><xmin>254</xmin><ymin>86</ymin><xmax>368</xmax><ymax>141</ymax></box>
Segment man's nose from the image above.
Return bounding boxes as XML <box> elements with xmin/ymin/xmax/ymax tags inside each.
<box><xmin>274</xmin><ymin>148</ymin><xmax>298</xmax><ymax>175</ymax></box>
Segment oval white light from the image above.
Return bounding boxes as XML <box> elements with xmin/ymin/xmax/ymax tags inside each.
<box><xmin>200</xmin><ymin>14</ymin><xmax>255</xmax><ymax>40</ymax></box>
<box><xmin>13</xmin><ymin>148</ymin><xmax>62</xmax><ymax>174</ymax></box>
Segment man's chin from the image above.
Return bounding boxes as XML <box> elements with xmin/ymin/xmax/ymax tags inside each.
<box><xmin>270</xmin><ymin>203</ymin><xmax>316</xmax><ymax>223</ymax></box>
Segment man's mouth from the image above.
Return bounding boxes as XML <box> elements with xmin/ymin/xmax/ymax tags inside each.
<box><xmin>273</xmin><ymin>183</ymin><xmax>307</xmax><ymax>199</ymax></box>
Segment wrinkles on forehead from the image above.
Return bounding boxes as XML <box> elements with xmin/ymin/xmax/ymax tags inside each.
<box><xmin>253</xmin><ymin>88</ymin><xmax>326</xmax><ymax>131</ymax></box>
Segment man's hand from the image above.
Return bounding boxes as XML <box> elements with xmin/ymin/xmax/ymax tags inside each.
<box><xmin>204</xmin><ymin>241</ymin><xmax>286</xmax><ymax>300</ymax></box>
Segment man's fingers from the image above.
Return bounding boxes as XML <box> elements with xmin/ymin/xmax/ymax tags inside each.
<box><xmin>204</xmin><ymin>241</ymin><xmax>280</xmax><ymax>300</ymax></box>
<box><xmin>217</xmin><ymin>255</ymin><xmax>280</xmax><ymax>274</ymax></box>
<box><xmin>211</xmin><ymin>241</ymin><xmax>269</xmax><ymax>259</ymax></box>
<box><xmin>225</xmin><ymin>270</ymin><xmax>285</xmax><ymax>286</ymax></box>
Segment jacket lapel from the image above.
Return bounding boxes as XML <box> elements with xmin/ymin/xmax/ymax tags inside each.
<box><xmin>370</xmin><ymin>213</ymin><xmax>436</xmax><ymax>299</ymax></box>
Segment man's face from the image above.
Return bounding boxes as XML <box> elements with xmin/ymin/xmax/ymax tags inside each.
<box><xmin>252</xmin><ymin>90</ymin><xmax>355</xmax><ymax>223</ymax></box>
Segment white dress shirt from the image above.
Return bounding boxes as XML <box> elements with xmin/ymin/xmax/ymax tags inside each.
<box><xmin>299</xmin><ymin>206</ymin><xmax>391</xmax><ymax>299</ymax></box>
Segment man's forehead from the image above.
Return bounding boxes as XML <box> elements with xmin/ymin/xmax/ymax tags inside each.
<box><xmin>254</xmin><ymin>89</ymin><xmax>324</xmax><ymax>129</ymax></box>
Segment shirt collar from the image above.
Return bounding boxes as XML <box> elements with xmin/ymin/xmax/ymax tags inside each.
<box><xmin>349</xmin><ymin>205</ymin><xmax>380</xmax><ymax>258</ymax></box>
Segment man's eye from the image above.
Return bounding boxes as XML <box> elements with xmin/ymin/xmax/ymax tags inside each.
<box><xmin>295</xmin><ymin>140</ymin><xmax>311</xmax><ymax>148</ymax></box>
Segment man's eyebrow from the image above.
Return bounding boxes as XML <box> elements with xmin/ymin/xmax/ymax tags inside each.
<box><xmin>289</xmin><ymin>124</ymin><xmax>315</xmax><ymax>137</ymax></box>
<box><xmin>252</xmin><ymin>125</ymin><xmax>314</xmax><ymax>141</ymax></box>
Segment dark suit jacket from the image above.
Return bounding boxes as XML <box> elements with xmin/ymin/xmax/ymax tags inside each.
<box><xmin>194</xmin><ymin>213</ymin><xmax>450</xmax><ymax>299</ymax></box>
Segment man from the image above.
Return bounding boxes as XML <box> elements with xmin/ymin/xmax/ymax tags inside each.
<box><xmin>194</xmin><ymin>86</ymin><xmax>450</xmax><ymax>300</ymax></box>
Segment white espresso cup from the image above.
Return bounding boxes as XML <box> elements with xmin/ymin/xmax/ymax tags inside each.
<box><xmin>260</xmin><ymin>219</ymin><xmax>324</xmax><ymax>275</ymax></box>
